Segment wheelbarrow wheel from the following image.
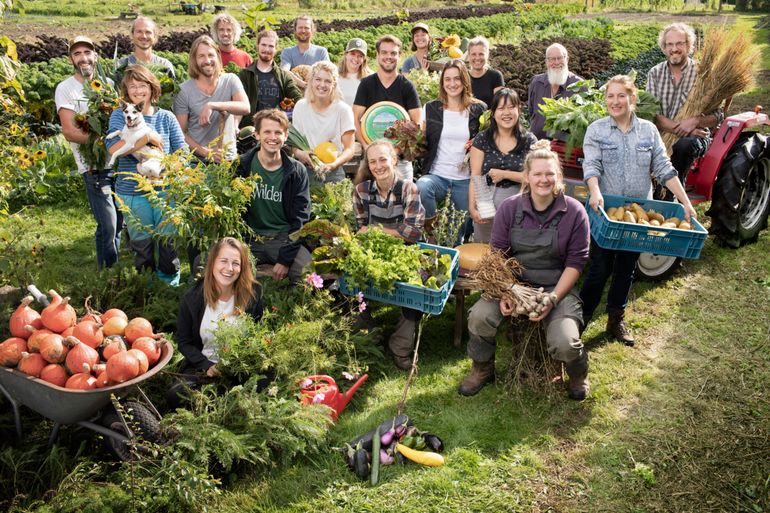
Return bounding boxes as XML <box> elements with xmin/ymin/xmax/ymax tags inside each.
<box><xmin>101</xmin><ymin>400</ymin><xmax>162</xmax><ymax>461</ymax></box>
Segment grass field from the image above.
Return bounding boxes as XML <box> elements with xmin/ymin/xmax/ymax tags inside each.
<box><xmin>1</xmin><ymin>5</ymin><xmax>769</xmax><ymax>512</ymax></box>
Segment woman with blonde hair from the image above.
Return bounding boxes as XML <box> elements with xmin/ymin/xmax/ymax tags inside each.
<box><xmin>580</xmin><ymin>75</ymin><xmax>695</xmax><ymax>346</ymax></box>
<box><xmin>352</xmin><ymin>140</ymin><xmax>425</xmax><ymax>370</ymax></box>
<box><xmin>338</xmin><ymin>38</ymin><xmax>373</xmax><ymax>106</ymax></box>
<box><xmin>460</xmin><ymin>139</ymin><xmax>591</xmax><ymax>401</ymax></box>
<box><xmin>291</xmin><ymin>61</ymin><xmax>356</xmax><ymax>184</ymax></box>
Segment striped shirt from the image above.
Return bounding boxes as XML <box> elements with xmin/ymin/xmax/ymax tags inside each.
<box><xmin>353</xmin><ymin>179</ymin><xmax>425</xmax><ymax>242</ymax></box>
<box><xmin>646</xmin><ymin>58</ymin><xmax>723</xmax><ymax>124</ymax></box>
<box><xmin>582</xmin><ymin>114</ymin><xmax>677</xmax><ymax>199</ymax></box>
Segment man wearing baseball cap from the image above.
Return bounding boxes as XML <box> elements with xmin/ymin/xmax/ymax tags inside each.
<box><xmin>338</xmin><ymin>38</ymin><xmax>373</xmax><ymax>106</ymax></box>
<box><xmin>54</xmin><ymin>36</ymin><xmax>122</xmax><ymax>269</ymax></box>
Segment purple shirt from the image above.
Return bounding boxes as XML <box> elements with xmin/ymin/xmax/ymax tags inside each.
<box><xmin>490</xmin><ymin>193</ymin><xmax>590</xmax><ymax>273</ymax></box>
<box><xmin>526</xmin><ymin>71</ymin><xmax>582</xmax><ymax>140</ymax></box>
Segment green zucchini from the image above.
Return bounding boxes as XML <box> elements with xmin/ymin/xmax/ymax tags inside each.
<box><xmin>370</xmin><ymin>426</ymin><xmax>381</xmax><ymax>486</ymax></box>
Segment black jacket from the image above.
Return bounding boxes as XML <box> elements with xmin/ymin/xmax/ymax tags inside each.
<box><xmin>237</xmin><ymin>146</ymin><xmax>311</xmax><ymax>266</ymax></box>
<box><xmin>176</xmin><ymin>280</ymin><xmax>264</xmax><ymax>372</ymax></box>
<box><xmin>422</xmin><ymin>100</ymin><xmax>487</xmax><ymax>175</ymax></box>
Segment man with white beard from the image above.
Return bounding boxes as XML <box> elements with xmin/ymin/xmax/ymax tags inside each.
<box><xmin>55</xmin><ymin>36</ymin><xmax>122</xmax><ymax>269</ymax></box>
<box><xmin>527</xmin><ymin>43</ymin><xmax>582</xmax><ymax>140</ymax></box>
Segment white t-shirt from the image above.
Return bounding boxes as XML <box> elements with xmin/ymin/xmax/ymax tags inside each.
<box><xmin>291</xmin><ymin>99</ymin><xmax>355</xmax><ymax>153</ymax></box>
<box><xmin>54</xmin><ymin>75</ymin><xmax>114</xmax><ymax>173</ymax></box>
<box><xmin>200</xmin><ymin>296</ymin><xmax>236</xmax><ymax>363</ymax></box>
<box><xmin>430</xmin><ymin>109</ymin><xmax>471</xmax><ymax>181</ymax></box>
<box><xmin>338</xmin><ymin>75</ymin><xmax>361</xmax><ymax>107</ymax></box>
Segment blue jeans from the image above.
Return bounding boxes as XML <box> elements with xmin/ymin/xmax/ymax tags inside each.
<box><xmin>83</xmin><ymin>171</ymin><xmax>122</xmax><ymax>269</ymax></box>
<box><xmin>417</xmin><ymin>174</ymin><xmax>470</xmax><ymax>243</ymax></box>
<box><xmin>579</xmin><ymin>239</ymin><xmax>640</xmax><ymax>323</ymax></box>
<box><xmin>118</xmin><ymin>193</ymin><xmax>180</xmax><ymax>286</ymax></box>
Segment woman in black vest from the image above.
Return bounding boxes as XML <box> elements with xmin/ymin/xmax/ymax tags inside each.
<box><xmin>417</xmin><ymin>60</ymin><xmax>486</xmax><ymax>243</ymax></box>
<box><xmin>352</xmin><ymin>140</ymin><xmax>426</xmax><ymax>370</ymax></box>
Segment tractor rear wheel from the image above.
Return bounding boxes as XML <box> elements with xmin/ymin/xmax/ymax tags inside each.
<box><xmin>707</xmin><ymin>133</ymin><xmax>770</xmax><ymax>248</ymax></box>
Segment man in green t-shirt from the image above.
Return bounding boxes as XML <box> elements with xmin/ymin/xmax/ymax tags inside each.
<box><xmin>237</xmin><ymin>109</ymin><xmax>311</xmax><ymax>281</ymax></box>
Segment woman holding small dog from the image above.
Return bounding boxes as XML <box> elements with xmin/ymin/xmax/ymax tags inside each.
<box><xmin>106</xmin><ymin>64</ymin><xmax>188</xmax><ymax>286</ymax></box>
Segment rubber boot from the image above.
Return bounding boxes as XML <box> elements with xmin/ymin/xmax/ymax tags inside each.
<box><xmin>458</xmin><ymin>359</ymin><xmax>495</xmax><ymax>396</ymax></box>
<box><xmin>388</xmin><ymin>314</ymin><xmax>416</xmax><ymax>370</ymax></box>
<box><xmin>607</xmin><ymin>310</ymin><xmax>635</xmax><ymax>346</ymax></box>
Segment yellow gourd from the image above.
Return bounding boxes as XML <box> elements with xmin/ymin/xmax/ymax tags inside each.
<box><xmin>313</xmin><ymin>142</ymin><xmax>338</xmax><ymax>164</ymax></box>
<box><xmin>447</xmin><ymin>46</ymin><xmax>463</xmax><ymax>59</ymax></box>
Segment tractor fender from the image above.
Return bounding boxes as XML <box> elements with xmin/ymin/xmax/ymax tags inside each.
<box><xmin>691</xmin><ymin>112</ymin><xmax>770</xmax><ymax>200</ymax></box>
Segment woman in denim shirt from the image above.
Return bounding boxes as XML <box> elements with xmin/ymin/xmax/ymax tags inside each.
<box><xmin>580</xmin><ymin>75</ymin><xmax>696</xmax><ymax>346</ymax></box>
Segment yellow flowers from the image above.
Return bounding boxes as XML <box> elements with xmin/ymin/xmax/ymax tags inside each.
<box><xmin>441</xmin><ymin>35</ymin><xmax>461</xmax><ymax>49</ymax></box>
<box><xmin>33</xmin><ymin>150</ymin><xmax>46</xmax><ymax>161</ymax></box>
<box><xmin>90</xmin><ymin>79</ymin><xmax>103</xmax><ymax>92</ymax></box>
<box><xmin>197</xmin><ymin>201</ymin><xmax>222</xmax><ymax>218</ymax></box>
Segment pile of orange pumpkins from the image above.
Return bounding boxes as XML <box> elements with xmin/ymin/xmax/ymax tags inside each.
<box><xmin>1</xmin><ymin>290</ymin><xmax>164</xmax><ymax>390</ymax></box>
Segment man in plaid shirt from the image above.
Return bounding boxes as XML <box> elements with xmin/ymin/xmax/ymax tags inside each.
<box><xmin>647</xmin><ymin>23</ymin><xmax>723</xmax><ymax>198</ymax></box>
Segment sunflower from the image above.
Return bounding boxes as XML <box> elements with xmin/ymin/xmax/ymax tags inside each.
<box><xmin>33</xmin><ymin>149</ymin><xmax>46</xmax><ymax>161</ymax></box>
<box><xmin>90</xmin><ymin>79</ymin><xmax>103</xmax><ymax>92</ymax></box>
<box><xmin>441</xmin><ymin>35</ymin><xmax>461</xmax><ymax>49</ymax></box>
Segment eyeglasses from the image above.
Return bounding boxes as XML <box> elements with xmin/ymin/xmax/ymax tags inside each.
<box><xmin>546</xmin><ymin>55</ymin><xmax>565</xmax><ymax>63</ymax></box>
<box><xmin>664</xmin><ymin>41</ymin><xmax>687</xmax><ymax>49</ymax></box>
<box><xmin>127</xmin><ymin>83</ymin><xmax>150</xmax><ymax>91</ymax></box>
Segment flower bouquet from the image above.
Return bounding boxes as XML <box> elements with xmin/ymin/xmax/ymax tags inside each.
<box><xmin>72</xmin><ymin>62</ymin><xmax>119</xmax><ymax>171</ymax></box>
<box><xmin>427</xmin><ymin>34</ymin><xmax>466</xmax><ymax>70</ymax></box>
<box><xmin>383</xmin><ymin>119</ymin><xmax>427</xmax><ymax>162</ymax></box>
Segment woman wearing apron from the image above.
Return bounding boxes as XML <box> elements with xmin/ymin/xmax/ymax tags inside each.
<box><xmin>352</xmin><ymin>140</ymin><xmax>426</xmax><ymax>370</ymax></box>
<box><xmin>459</xmin><ymin>140</ymin><xmax>591</xmax><ymax>400</ymax></box>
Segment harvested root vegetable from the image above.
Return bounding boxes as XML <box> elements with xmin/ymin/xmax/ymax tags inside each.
<box><xmin>508</xmin><ymin>284</ymin><xmax>558</xmax><ymax>319</ymax></box>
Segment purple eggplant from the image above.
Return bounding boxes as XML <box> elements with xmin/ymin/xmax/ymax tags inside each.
<box><xmin>380</xmin><ymin>429</ymin><xmax>395</xmax><ymax>446</ymax></box>
<box><xmin>379</xmin><ymin>449</ymin><xmax>394</xmax><ymax>466</ymax></box>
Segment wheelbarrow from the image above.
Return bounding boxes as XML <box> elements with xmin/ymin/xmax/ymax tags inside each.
<box><xmin>0</xmin><ymin>342</ymin><xmax>174</xmax><ymax>461</ymax></box>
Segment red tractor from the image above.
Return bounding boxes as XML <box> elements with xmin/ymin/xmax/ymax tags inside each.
<box><xmin>554</xmin><ymin>108</ymin><xmax>770</xmax><ymax>280</ymax></box>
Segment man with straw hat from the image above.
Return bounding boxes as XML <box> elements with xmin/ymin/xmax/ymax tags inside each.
<box><xmin>646</xmin><ymin>23</ymin><xmax>723</xmax><ymax>199</ymax></box>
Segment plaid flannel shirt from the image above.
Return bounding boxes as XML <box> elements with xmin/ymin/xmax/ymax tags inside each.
<box><xmin>646</xmin><ymin>58</ymin><xmax>724</xmax><ymax>124</ymax></box>
<box><xmin>353</xmin><ymin>179</ymin><xmax>425</xmax><ymax>242</ymax></box>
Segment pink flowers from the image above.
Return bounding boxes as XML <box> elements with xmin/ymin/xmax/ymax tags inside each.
<box><xmin>305</xmin><ymin>272</ymin><xmax>323</xmax><ymax>289</ymax></box>
<box><xmin>356</xmin><ymin>291</ymin><xmax>367</xmax><ymax>312</ymax></box>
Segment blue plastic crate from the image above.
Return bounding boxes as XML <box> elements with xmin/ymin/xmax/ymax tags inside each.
<box><xmin>586</xmin><ymin>194</ymin><xmax>708</xmax><ymax>259</ymax></box>
<box><xmin>338</xmin><ymin>243</ymin><xmax>459</xmax><ymax>315</ymax></box>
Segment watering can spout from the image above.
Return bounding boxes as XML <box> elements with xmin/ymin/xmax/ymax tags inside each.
<box><xmin>340</xmin><ymin>374</ymin><xmax>369</xmax><ymax>407</ymax></box>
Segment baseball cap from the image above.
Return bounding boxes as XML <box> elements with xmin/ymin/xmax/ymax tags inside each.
<box><xmin>68</xmin><ymin>36</ymin><xmax>95</xmax><ymax>54</ymax></box>
<box><xmin>345</xmin><ymin>38</ymin><xmax>367</xmax><ymax>55</ymax></box>
<box><xmin>411</xmin><ymin>22</ymin><xmax>429</xmax><ymax>34</ymax></box>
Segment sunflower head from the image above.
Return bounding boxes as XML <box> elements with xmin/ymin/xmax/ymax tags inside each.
<box><xmin>90</xmin><ymin>79</ymin><xmax>103</xmax><ymax>92</ymax></box>
<box><xmin>33</xmin><ymin>149</ymin><xmax>46</xmax><ymax>161</ymax></box>
<box><xmin>441</xmin><ymin>35</ymin><xmax>461</xmax><ymax>49</ymax></box>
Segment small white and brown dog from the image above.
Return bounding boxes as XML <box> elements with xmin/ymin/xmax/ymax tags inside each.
<box><xmin>106</xmin><ymin>100</ymin><xmax>164</xmax><ymax>178</ymax></box>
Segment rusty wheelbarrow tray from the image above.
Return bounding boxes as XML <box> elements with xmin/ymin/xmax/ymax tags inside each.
<box><xmin>0</xmin><ymin>343</ymin><xmax>173</xmax><ymax>458</ymax></box>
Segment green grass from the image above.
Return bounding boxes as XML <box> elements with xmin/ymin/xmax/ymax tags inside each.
<box><xmin>5</xmin><ymin>199</ymin><xmax>767</xmax><ymax>512</ymax></box>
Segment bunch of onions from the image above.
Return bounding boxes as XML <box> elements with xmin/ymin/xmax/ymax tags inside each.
<box><xmin>10</xmin><ymin>296</ymin><xmax>43</xmax><ymax>339</ymax></box>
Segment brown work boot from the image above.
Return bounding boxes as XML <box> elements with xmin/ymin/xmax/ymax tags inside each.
<box><xmin>567</xmin><ymin>372</ymin><xmax>590</xmax><ymax>401</ymax></box>
<box><xmin>607</xmin><ymin>310</ymin><xmax>635</xmax><ymax>347</ymax></box>
<box><xmin>458</xmin><ymin>360</ymin><xmax>495</xmax><ymax>396</ymax></box>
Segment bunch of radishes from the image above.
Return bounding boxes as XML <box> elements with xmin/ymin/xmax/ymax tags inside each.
<box><xmin>1</xmin><ymin>291</ymin><xmax>164</xmax><ymax>390</ymax></box>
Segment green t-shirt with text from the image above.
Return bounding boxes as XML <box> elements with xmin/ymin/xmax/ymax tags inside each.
<box><xmin>247</xmin><ymin>157</ymin><xmax>291</xmax><ymax>235</ymax></box>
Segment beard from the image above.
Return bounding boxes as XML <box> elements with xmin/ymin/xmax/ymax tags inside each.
<box><xmin>76</xmin><ymin>63</ymin><xmax>95</xmax><ymax>80</ymax></box>
<box><xmin>547</xmin><ymin>66</ymin><xmax>569</xmax><ymax>86</ymax></box>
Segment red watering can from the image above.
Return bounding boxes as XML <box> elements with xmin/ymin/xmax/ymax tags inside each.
<box><xmin>299</xmin><ymin>374</ymin><xmax>369</xmax><ymax>421</ymax></box>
